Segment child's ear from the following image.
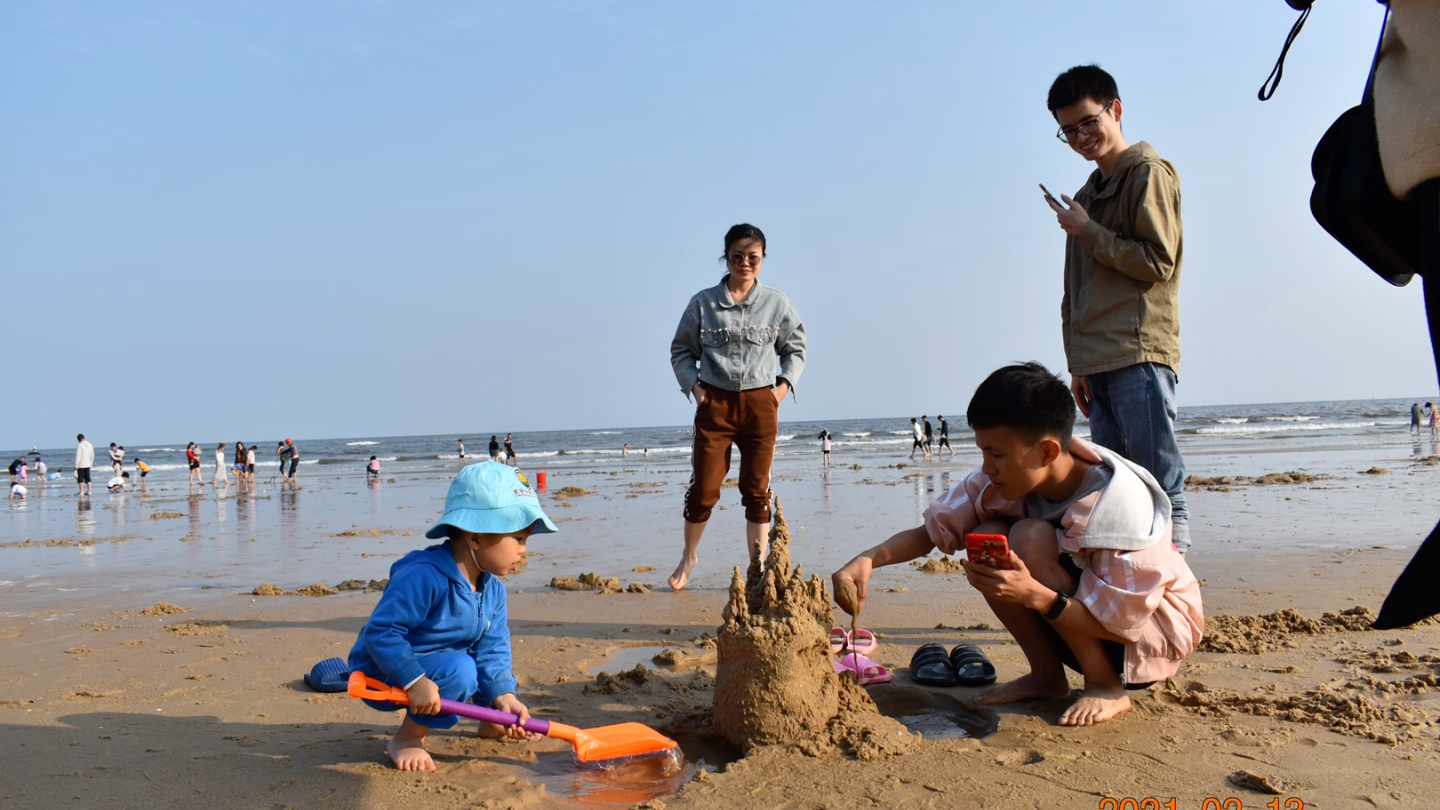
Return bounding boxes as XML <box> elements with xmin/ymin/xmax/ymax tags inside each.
<box><xmin>1038</xmin><ymin>437</ymin><xmax>1063</xmax><ymax>466</ymax></box>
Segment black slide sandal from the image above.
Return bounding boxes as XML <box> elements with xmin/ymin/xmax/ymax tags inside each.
<box><xmin>950</xmin><ymin>644</ymin><xmax>997</xmax><ymax>686</ymax></box>
<box><xmin>909</xmin><ymin>643</ymin><xmax>960</xmax><ymax>687</ymax></box>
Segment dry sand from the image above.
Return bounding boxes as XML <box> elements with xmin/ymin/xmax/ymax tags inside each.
<box><xmin>2</xmin><ymin>451</ymin><xmax>1439</xmax><ymax>808</ymax></box>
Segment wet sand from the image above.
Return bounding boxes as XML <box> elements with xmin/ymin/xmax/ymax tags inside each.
<box><xmin>2</xmin><ymin>446</ymin><xmax>1439</xmax><ymax>808</ymax></box>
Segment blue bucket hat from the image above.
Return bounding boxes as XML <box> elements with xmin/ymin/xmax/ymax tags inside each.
<box><xmin>424</xmin><ymin>462</ymin><xmax>558</xmax><ymax>539</ymax></box>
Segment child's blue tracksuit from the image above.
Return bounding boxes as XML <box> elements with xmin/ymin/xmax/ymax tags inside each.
<box><xmin>348</xmin><ymin>543</ymin><xmax>517</xmax><ymax>729</ymax></box>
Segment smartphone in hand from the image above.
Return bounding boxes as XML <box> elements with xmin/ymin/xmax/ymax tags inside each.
<box><xmin>965</xmin><ymin>533</ymin><xmax>1012</xmax><ymax>569</ymax></box>
<box><xmin>1039</xmin><ymin>183</ymin><xmax>1067</xmax><ymax>209</ymax></box>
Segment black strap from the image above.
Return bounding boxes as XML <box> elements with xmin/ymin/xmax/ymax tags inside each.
<box><xmin>1258</xmin><ymin>4</ymin><xmax>1312</xmax><ymax>101</ymax></box>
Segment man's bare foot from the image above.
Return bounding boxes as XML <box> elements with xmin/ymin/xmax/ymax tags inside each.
<box><xmin>1058</xmin><ymin>685</ymin><xmax>1131</xmax><ymax>726</ymax></box>
<box><xmin>974</xmin><ymin>672</ymin><xmax>1071</xmax><ymax>705</ymax></box>
<box><xmin>386</xmin><ymin>722</ymin><xmax>434</xmax><ymax>771</ymax></box>
<box><xmin>668</xmin><ymin>554</ymin><xmax>698</xmax><ymax>591</ymax></box>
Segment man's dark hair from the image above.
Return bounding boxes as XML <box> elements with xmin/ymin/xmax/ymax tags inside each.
<box><xmin>966</xmin><ymin>362</ymin><xmax>1076</xmax><ymax>446</ymax></box>
<box><xmin>1047</xmin><ymin>64</ymin><xmax>1119</xmax><ymax>116</ymax></box>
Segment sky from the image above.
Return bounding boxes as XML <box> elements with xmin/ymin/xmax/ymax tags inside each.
<box><xmin>3</xmin><ymin>0</ymin><xmax>1431</xmax><ymax>448</ymax></box>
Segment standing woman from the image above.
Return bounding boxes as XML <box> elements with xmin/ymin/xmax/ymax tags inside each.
<box><xmin>186</xmin><ymin>443</ymin><xmax>202</xmax><ymax>486</ymax></box>
<box><xmin>213</xmin><ymin>444</ymin><xmax>229</xmax><ymax>488</ymax></box>
<box><xmin>234</xmin><ymin>442</ymin><xmax>247</xmax><ymax>487</ymax></box>
<box><xmin>668</xmin><ymin>224</ymin><xmax>806</xmax><ymax>591</ymax></box>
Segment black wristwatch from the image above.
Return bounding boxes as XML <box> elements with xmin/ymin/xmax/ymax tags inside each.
<box><xmin>1044</xmin><ymin>591</ymin><xmax>1070</xmax><ymax>621</ymax></box>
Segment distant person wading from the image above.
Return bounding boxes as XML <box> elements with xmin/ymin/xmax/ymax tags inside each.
<box><xmin>667</xmin><ymin>223</ymin><xmax>807</xmax><ymax>591</ymax></box>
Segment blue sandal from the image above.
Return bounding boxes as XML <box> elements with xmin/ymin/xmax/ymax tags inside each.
<box><xmin>304</xmin><ymin>657</ymin><xmax>351</xmax><ymax>692</ymax></box>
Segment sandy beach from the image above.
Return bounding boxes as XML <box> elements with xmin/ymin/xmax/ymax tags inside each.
<box><xmin>3</xmin><ymin>438</ymin><xmax>1439</xmax><ymax>809</ymax></box>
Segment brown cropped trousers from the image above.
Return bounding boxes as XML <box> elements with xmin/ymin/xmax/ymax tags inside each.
<box><xmin>683</xmin><ymin>383</ymin><xmax>777</xmax><ymax>525</ymax></box>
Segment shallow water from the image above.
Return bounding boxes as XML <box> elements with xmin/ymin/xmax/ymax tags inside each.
<box><xmin>868</xmin><ymin>684</ymin><xmax>999</xmax><ymax>739</ymax></box>
<box><xmin>525</xmin><ymin>747</ymin><xmax>695</xmax><ymax>807</ymax></box>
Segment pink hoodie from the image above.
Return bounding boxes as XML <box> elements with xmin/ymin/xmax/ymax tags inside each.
<box><xmin>922</xmin><ymin>438</ymin><xmax>1204</xmax><ymax>685</ymax></box>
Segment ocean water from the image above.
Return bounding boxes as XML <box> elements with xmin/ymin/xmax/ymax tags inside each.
<box><xmin>2</xmin><ymin>398</ymin><xmax>1429</xmax><ymax>483</ymax></box>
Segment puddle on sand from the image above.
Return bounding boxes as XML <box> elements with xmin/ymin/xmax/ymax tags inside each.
<box><xmin>587</xmin><ymin>645</ymin><xmax>669</xmax><ymax>676</ymax></box>
<box><xmin>527</xmin><ymin>747</ymin><xmax>693</xmax><ymax>807</ymax></box>
<box><xmin>869</xmin><ymin>684</ymin><xmax>999</xmax><ymax>739</ymax></box>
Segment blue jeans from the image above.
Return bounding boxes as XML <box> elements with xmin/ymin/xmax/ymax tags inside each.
<box><xmin>359</xmin><ymin>651</ymin><xmax>479</xmax><ymax>730</ymax></box>
<box><xmin>1085</xmin><ymin>363</ymin><xmax>1190</xmax><ymax>553</ymax></box>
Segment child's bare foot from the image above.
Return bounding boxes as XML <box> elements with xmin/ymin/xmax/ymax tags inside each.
<box><xmin>668</xmin><ymin>554</ymin><xmax>698</xmax><ymax>591</ymax></box>
<box><xmin>1058</xmin><ymin>685</ymin><xmax>1131</xmax><ymax>726</ymax></box>
<box><xmin>386</xmin><ymin>721</ymin><xmax>434</xmax><ymax>771</ymax></box>
<box><xmin>476</xmin><ymin>720</ymin><xmax>507</xmax><ymax>739</ymax></box>
<box><xmin>974</xmin><ymin>672</ymin><xmax>1071</xmax><ymax>705</ymax></box>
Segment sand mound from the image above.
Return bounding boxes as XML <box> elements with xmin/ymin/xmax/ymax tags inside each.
<box><xmin>551</xmin><ymin>486</ymin><xmax>590</xmax><ymax>499</ymax></box>
<box><xmin>1185</xmin><ymin>471</ymin><xmax>1328</xmax><ymax>489</ymax></box>
<box><xmin>138</xmin><ymin>602</ymin><xmax>188</xmax><ymax>616</ymax></box>
<box><xmin>149</xmin><ymin>511</ymin><xmax>185</xmax><ymax>519</ymax></box>
<box><xmin>1200</xmin><ymin>606</ymin><xmax>1376</xmax><ymax>654</ymax></box>
<box><xmin>335</xmin><ymin>578</ymin><xmax>389</xmax><ymax>592</ymax></box>
<box><xmin>911</xmin><ymin>555</ymin><xmax>965</xmax><ymax>574</ymax></box>
<box><xmin>1159</xmin><ymin>669</ymin><xmax>1440</xmax><ymax>745</ymax></box>
<box><xmin>252</xmin><ymin>583</ymin><xmax>285</xmax><ymax>596</ymax></box>
<box><xmin>714</xmin><ymin>497</ymin><xmax>915</xmax><ymax>758</ymax></box>
<box><xmin>550</xmin><ymin>573</ymin><xmax>621</xmax><ymax>592</ymax></box>
<box><xmin>291</xmin><ymin>583</ymin><xmax>338</xmax><ymax>597</ymax></box>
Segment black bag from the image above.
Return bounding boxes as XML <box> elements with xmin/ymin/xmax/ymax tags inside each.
<box><xmin>1308</xmin><ymin>8</ymin><xmax>1423</xmax><ymax>286</ymax></box>
<box><xmin>1260</xmin><ymin>4</ymin><xmax>1423</xmax><ymax>286</ymax></box>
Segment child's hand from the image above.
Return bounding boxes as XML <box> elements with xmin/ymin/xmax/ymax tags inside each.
<box><xmin>406</xmin><ymin>676</ymin><xmax>441</xmax><ymax>715</ymax></box>
<box><xmin>491</xmin><ymin>693</ymin><xmax>543</xmax><ymax>741</ymax></box>
<box><xmin>831</xmin><ymin>557</ymin><xmax>872</xmax><ymax>617</ymax></box>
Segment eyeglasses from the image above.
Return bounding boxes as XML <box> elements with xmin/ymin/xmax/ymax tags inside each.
<box><xmin>1055</xmin><ymin>101</ymin><xmax>1113</xmax><ymax>143</ymax></box>
<box><xmin>727</xmin><ymin>253</ymin><xmax>763</xmax><ymax>266</ymax></box>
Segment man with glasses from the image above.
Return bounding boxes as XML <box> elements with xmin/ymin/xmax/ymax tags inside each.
<box><xmin>1044</xmin><ymin>64</ymin><xmax>1190</xmax><ymax>555</ymax></box>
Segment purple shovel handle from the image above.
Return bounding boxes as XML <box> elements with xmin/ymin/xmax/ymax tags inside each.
<box><xmin>437</xmin><ymin>697</ymin><xmax>552</xmax><ymax>736</ymax></box>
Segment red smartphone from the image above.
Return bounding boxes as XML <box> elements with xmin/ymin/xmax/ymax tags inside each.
<box><xmin>965</xmin><ymin>533</ymin><xmax>1012</xmax><ymax>569</ymax></box>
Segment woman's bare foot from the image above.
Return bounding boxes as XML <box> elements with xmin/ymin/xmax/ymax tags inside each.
<box><xmin>668</xmin><ymin>553</ymin><xmax>698</xmax><ymax>591</ymax></box>
<box><xmin>386</xmin><ymin>720</ymin><xmax>434</xmax><ymax>771</ymax></box>
<box><xmin>974</xmin><ymin>671</ymin><xmax>1071</xmax><ymax>705</ymax></box>
<box><xmin>1058</xmin><ymin>685</ymin><xmax>1131</xmax><ymax>726</ymax></box>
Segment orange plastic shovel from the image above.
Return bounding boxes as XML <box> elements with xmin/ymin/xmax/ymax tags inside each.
<box><xmin>347</xmin><ymin>672</ymin><xmax>678</xmax><ymax>763</ymax></box>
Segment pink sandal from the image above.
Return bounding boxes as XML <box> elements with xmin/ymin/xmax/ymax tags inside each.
<box><xmin>829</xmin><ymin>627</ymin><xmax>877</xmax><ymax>656</ymax></box>
<box><xmin>833</xmin><ymin>652</ymin><xmax>892</xmax><ymax>686</ymax></box>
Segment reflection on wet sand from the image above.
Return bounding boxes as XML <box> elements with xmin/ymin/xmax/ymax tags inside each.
<box><xmin>76</xmin><ymin>498</ymin><xmax>94</xmax><ymax>536</ymax></box>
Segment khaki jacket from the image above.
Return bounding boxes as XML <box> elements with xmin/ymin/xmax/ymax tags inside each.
<box><xmin>1062</xmin><ymin>141</ymin><xmax>1183</xmax><ymax>377</ymax></box>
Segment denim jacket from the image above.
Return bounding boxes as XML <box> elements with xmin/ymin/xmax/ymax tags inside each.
<box><xmin>671</xmin><ymin>276</ymin><xmax>806</xmax><ymax>398</ymax></box>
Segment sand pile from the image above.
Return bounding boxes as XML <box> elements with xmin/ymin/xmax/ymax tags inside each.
<box><xmin>1200</xmin><ymin>606</ymin><xmax>1376</xmax><ymax>653</ymax></box>
<box><xmin>1159</xmin><ymin>670</ymin><xmax>1439</xmax><ymax>745</ymax></box>
<box><xmin>714</xmin><ymin>498</ymin><xmax>914</xmax><ymax>759</ymax></box>
<box><xmin>138</xmin><ymin>601</ymin><xmax>188</xmax><ymax>616</ymax></box>
<box><xmin>1185</xmin><ymin>471</ymin><xmax>1330</xmax><ymax>490</ymax></box>
<box><xmin>911</xmin><ymin>555</ymin><xmax>965</xmax><ymax>574</ymax></box>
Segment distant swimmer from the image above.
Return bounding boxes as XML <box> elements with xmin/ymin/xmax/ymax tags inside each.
<box><xmin>488</xmin><ymin>435</ymin><xmax>500</xmax><ymax>461</ymax></box>
<box><xmin>504</xmin><ymin>434</ymin><xmax>516</xmax><ymax>464</ymax></box>
<box><xmin>937</xmin><ymin>415</ymin><xmax>954</xmax><ymax>458</ymax></box>
<box><xmin>622</xmin><ymin>443</ymin><xmax>630</xmax><ymax>458</ymax></box>
<box><xmin>457</xmin><ymin>439</ymin><xmax>466</xmax><ymax>462</ymax></box>
<box><xmin>1412</xmin><ymin>402</ymin><xmax>1425</xmax><ymax>435</ymax></box>
<box><xmin>818</xmin><ymin>429</ymin><xmax>832</xmax><ymax>466</ymax></box>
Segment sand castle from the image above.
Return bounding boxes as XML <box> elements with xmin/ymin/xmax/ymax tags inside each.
<box><xmin>713</xmin><ymin>497</ymin><xmax>915</xmax><ymax>759</ymax></box>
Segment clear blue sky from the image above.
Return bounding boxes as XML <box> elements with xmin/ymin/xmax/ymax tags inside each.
<box><xmin>4</xmin><ymin>1</ymin><xmax>1429</xmax><ymax>448</ymax></box>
